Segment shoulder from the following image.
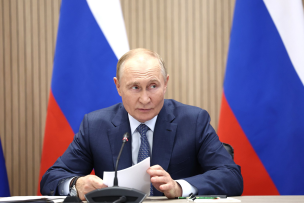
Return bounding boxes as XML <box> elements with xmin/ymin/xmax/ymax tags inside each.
<box><xmin>85</xmin><ymin>102</ymin><xmax>124</xmax><ymax>122</ymax></box>
<box><xmin>164</xmin><ymin>99</ymin><xmax>209</xmax><ymax>117</ymax></box>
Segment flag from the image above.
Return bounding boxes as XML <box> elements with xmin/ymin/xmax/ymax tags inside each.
<box><xmin>218</xmin><ymin>0</ymin><xmax>304</xmax><ymax>195</ymax></box>
<box><xmin>0</xmin><ymin>138</ymin><xmax>10</xmax><ymax>197</ymax></box>
<box><xmin>37</xmin><ymin>0</ymin><xmax>129</xmax><ymax>195</ymax></box>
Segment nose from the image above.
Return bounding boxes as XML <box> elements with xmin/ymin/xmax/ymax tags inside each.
<box><xmin>139</xmin><ymin>90</ymin><xmax>151</xmax><ymax>105</ymax></box>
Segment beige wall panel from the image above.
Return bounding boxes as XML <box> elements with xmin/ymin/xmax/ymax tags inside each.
<box><xmin>130</xmin><ymin>0</ymin><xmax>137</xmax><ymax>49</ymax></box>
<box><xmin>10</xmin><ymin>0</ymin><xmax>20</xmax><ymax>196</ymax></box>
<box><xmin>24</xmin><ymin>0</ymin><xmax>34</xmax><ymax>195</ymax></box>
<box><xmin>157</xmin><ymin>0</ymin><xmax>166</xmax><ymax>77</ymax></box>
<box><xmin>3</xmin><ymin>0</ymin><xmax>13</xmax><ymax>194</ymax></box>
<box><xmin>201</xmin><ymin>0</ymin><xmax>209</xmax><ymax>113</ymax></box>
<box><xmin>38</xmin><ymin>0</ymin><xmax>47</xmax><ymax>160</ymax></box>
<box><xmin>0</xmin><ymin>1</ymin><xmax>4</xmax><ymax>166</ymax></box>
<box><xmin>165</xmin><ymin>0</ymin><xmax>173</xmax><ymax>100</ymax></box>
<box><xmin>121</xmin><ymin>0</ymin><xmax>235</xmax><ymax>130</ymax></box>
<box><xmin>187</xmin><ymin>0</ymin><xmax>194</xmax><ymax>106</ymax></box>
<box><xmin>17</xmin><ymin>0</ymin><xmax>27</xmax><ymax>195</ymax></box>
<box><xmin>208</xmin><ymin>0</ymin><xmax>216</xmax><ymax>125</ymax></box>
<box><xmin>222</xmin><ymin>0</ymin><xmax>230</xmax><ymax>81</ymax></box>
<box><xmin>31</xmin><ymin>0</ymin><xmax>41</xmax><ymax>194</ymax></box>
<box><xmin>215</xmin><ymin>0</ymin><xmax>224</xmax><ymax>127</ymax></box>
<box><xmin>137</xmin><ymin>0</ymin><xmax>144</xmax><ymax>47</ymax></box>
<box><xmin>193</xmin><ymin>0</ymin><xmax>201</xmax><ymax>107</ymax></box>
<box><xmin>172</xmin><ymin>1</ymin><xmax>180</xmax><ymax>102</ymax></box>
<box><xmin>45</xmin><ymin>0</ymin><xmax>53</xmax><ymax>93</ymax></box>
<box><xmin>1</xmin><ymin>0</ymin><xmax>61</xmax><ymax>196</ymax></box>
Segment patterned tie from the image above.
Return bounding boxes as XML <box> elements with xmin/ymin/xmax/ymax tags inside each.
<box><xmin>137</xmin><ymin>124</ymin><xmax>153</xmax><ymax>196</ymax></box>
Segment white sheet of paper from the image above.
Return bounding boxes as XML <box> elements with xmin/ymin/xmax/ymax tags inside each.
<box><xmin>0</xmin><ymin>196</ymin><xmax>65</xmax><ymax>202</ymax></box>
<box><xmin>103</xmin><ymin>157</ymin><xmax>150</xmax><ymax>195</ymax></box>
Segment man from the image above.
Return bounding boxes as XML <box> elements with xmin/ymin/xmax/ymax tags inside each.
<box><xmin>41</xmin><ymin>48</ymin><xmax>243</xmax><ymax>200</ymax></box>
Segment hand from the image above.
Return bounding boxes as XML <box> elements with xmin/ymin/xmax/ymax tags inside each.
<box><xmin>76</xmin><ymin>175</ymin><xmax>108</xmax><ymax>200</ymax></box>
<box><xmin>147</xmin><ymin>165</ymin><xmax>182</xmax><ymax>198</ymax></box>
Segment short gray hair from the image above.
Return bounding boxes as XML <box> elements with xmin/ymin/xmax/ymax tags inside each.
<box><xmin>116</xmin><ymin>48</ymin><xmax>167</xmax><ymax>81</ymax></box>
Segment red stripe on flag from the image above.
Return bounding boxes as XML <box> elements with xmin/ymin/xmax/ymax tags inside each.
<box><xmin>218</xmin><ymin>93</ymin><xmax>279</xmax><ymax>195</ymax></box>
<box><xmin>37</xmin><ymin>91</ymin><xmax>74</xmax><ymax>195</ymax></box>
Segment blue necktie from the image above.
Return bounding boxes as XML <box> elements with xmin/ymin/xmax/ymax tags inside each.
<box><xmin>137</xmin><ymin>124</ymin><xmax>153</xmax><ymax>196</ymax></box>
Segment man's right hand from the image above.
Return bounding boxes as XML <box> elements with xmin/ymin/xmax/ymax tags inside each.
<box><xmin>76</xmin><ymin>175</ymin><xmax>108</xmax><ymax>200</ymax></box>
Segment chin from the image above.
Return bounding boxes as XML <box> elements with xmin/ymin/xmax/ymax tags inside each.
<box><xmin>137</xmin><ymin>115</ymin><xmax>154</xmax><ymax>123</ymax></box>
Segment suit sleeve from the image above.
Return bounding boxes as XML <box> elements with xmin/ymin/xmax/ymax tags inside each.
<box><xmin>40</xmin><ymin>114</ymin><xmax>94</xmax><ymax>195</ymax></box>
<box><xmin>183</xmin><ymin>110</ymin><xmax>243</xmax><ymax>196</ymax></box>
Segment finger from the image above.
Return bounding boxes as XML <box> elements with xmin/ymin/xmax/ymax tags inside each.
<box><xmin>149</xmin><ymin>165</ymin><xmax>163</xmax><ymax>170</ymax></box>
<box><xmin>150</xmin><ymin>170</ymin><xmax>169</xmax><ymax>178</ymax></box>
<box><xmin>90</xmin><ymin>176</ymin><xmax>107</xmax><ymax>189</ymax></box>
<box><xmin>147</xmin><ymin>167</ymin><xmax>167</xmax><ymax>176</ymax></box>
<box><xmin>159</xmin><ymin>182</ymin><xmax>174</xmax><ymax>191</ymax></box>
<box><xmin>151</xmin><ymin>175</ymin><xmax>170</xmax><ymax>184</ymax></box>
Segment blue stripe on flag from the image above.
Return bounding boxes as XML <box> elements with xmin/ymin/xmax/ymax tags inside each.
<box><xmin>0</xmin><ymin>139</ymin><xmax>10</xmax><ymax>197</ymax></box>
<box><xmin>224</xmin><ymin>0</ymin><xmax>304</xmax><ymax>194</ymax></box>
<box><xmin>51</xmin><ymin>0</ymin><xmax>121</xmax><ymax>133</ymax></box>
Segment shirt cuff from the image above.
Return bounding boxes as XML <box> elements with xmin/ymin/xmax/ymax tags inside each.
<box><xmin>175</xmin><ymin>179</ymin><xmax>198</xmax><ymax>197</ymax></box>
<box><xmin>58</xmin><ymin>177</ymin><xmax>74</xmax><ymax>195</ymax></box>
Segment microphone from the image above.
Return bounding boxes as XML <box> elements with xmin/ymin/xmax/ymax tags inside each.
<box><xmin>85</xmin><ymin>132</ymin><xmax>147</xmax><ymax>203</ymax></box>
<box><xmin>113</xmin><ymin>132</ymin><xmax>130</xmax><ymax>186</ymax></box>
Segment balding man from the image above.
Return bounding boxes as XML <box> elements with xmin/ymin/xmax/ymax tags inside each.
<box><xmin>41</xmin><ymin>48</ymin><xmax>243</xmax><ymax>200</ymax></box>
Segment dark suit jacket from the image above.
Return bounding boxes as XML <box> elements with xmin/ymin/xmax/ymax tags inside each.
<box><xmin>40</xmin><ymin>99</ymin><xmax>243</xmax><ymax>196</ymax></box>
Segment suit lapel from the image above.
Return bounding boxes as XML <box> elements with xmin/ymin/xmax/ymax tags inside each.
<box><xmin>108</xmin><ymin>104</ymin><xmax>132</xmax><ymax>170</ymax></box>
<box><xmin>151</xmin><ymin>101</ymin><xmax>177</xmax><ymax>172</ymax></box>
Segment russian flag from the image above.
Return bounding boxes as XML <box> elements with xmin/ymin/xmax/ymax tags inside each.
<box><xmin>0</xmin><ymin>138</ymin><xmax>10</xmax><ymax>197</ymax></box>
<box><xmin>37</xmin><ymin>0</ymin><xmax>129</xmax><ymax>195</ymax></box>
<box><xmin>218</xmin><ymin>0</ymin><xmax>304</xmax><ymax>195</ymax></box>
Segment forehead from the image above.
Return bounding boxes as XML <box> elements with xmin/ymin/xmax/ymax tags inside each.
<box><xmin>121</xmin><ymin>54</ymin><xmax>162</xmax><ymax>80</ymax></box>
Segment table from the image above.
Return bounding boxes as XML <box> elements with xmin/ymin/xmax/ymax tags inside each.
<box><xmin>143</xmin><ymin>196</ymin><xmax>304</xmax><ymax>203</ymax></box>
<box><xmin>2</xmin><ymin>196</ymin><xmax>303</xmax><ymax>203</ymax></box>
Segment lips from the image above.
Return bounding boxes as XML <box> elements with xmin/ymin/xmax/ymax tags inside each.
<box><xmin>137</xmin><ymin>108</ymin><xmax>152</xmax><ymax>112</ymax></box>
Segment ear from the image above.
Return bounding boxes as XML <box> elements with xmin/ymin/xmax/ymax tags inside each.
<box><xmin>113</xmin><ymin>77</ymin><xmax>122</xmax><ymax>96</ymax></box>
<box><xmin>164</xmin><ymin>75</ymin><xmax>169</xmax><ymax>93</ymax></box>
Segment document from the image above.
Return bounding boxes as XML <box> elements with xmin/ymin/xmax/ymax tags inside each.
<box><xmin>0</xmin><ymin>196</ymin><xmax>65</xmax><ymax>202</ymax></box>
<box><xmin>103</xmin><ymin>157</ymin><xmax>150</xmax><ymax>195</ymax></box>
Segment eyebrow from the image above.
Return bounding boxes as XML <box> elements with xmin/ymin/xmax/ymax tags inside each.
<box><xmin>126</xmin><ymin>81</ymin><xmax>140</xmax><ymax>88</ymax></box>
<box><xmin>126</xmin><ymin>79</ymin><xmax>160</xmax><ymax>88</ymax></box>
<box><xmin>149</xmin><ymin>79</ymin><xmax>160</xmax><ymax>84</ymax></box>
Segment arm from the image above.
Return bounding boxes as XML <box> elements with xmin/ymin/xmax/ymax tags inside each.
<box><xmin>147</xmin><ymin>109</ymin><xmax>243</xmax><ymax>197</ymax></box>
<box><xmin>184</xmin><ymin>110</ymin><xmax>243</xmax><ymax>196</ymax></box>
<box><xmin>147</xmin><ymin>165</ymin><xmax>182</xmax><ymax>198</ymax></box>
<box><xmin>40</xmin><ymin>114</ymin><xmax>107</xmax><ymax>197</ymax></box>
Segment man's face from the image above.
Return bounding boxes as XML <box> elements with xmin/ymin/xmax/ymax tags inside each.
<box><xmin>114</xmin><ymin>53</ymin><xmax>169</xmax><ymax>123</ymax></box>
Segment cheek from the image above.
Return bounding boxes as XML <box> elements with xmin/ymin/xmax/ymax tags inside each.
<box><xmin>123</xmin><ymin>93</ymin><xmax>138</xmax><ymax>105</ymax></box>
<box><xmin>153</xmin><ymin>90</ymin><xmax>165</xmax><ymax>102</ymax></box>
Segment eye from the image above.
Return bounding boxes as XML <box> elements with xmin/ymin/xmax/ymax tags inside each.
<box><xmin>150</xmin><ymin>84</ymin><xmax>156</xmax><ymax>89</ymax></box>
<box><xmin>132</xmin><ymin>86</ymin><xmax>139</xmax><ymax>90</ymax></box>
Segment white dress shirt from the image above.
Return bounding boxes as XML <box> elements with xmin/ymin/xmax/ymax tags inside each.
<box><xmin>59</xmin><ymin>114</ymin><xmax>197</xmax><ymax>196</ymax></box>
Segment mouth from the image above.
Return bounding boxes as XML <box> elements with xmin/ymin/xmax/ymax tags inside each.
<box><xmin>137</xmin><ymin>108</ymin><xmax>152</xmax><ymax>112</ymax></box>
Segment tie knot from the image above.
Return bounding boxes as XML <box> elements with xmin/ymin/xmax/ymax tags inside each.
<box><xmin>137</xmin><ymin>124</ymin><xmax>149</xmax><ymax>136</ymax></box>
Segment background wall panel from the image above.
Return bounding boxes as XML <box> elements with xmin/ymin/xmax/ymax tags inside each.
<box><xmin>121</xmin><ymin>0</ymin><xmax>235</xmax><ymax>130</ymax></box>
<box><xmin>0</xmin><ymin>0</ymin><xmax>238</xmax><ymax>196</ymax></box>
<box><xmin>0</xmin><ymin>0</ymin><xmax>61</xmax><ymax>195</ymax></box>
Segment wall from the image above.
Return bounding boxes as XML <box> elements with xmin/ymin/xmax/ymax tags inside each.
<box><xmin>1</xmin><ymin>0</ymin><xmax>235</xmax><ymax>196</ymax></box>
<box><xmin>121</xmin><ymin>0</ymin><xmax>235</xmax><ymax>130</ymax></box>
<box><xmin>0</xmin><ymin>0</ymin><xmax>61</xmax><ymax>196</ymax></box>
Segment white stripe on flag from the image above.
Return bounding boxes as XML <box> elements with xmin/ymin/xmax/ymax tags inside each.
<box><xmin>87</xmin><ymin>0</ymin><xmax>130</xmax><ymax>59</ymax></box>
<box><xmin>264</xmin><ymin>0</ymin><xmax>304</xmax><ymax>86</ymax></box>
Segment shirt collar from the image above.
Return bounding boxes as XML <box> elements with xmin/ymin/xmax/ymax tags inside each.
<box><xmin>128</xmin><ymin>114</ymin><xmax>158</xmax><ymax>134</ymax></box>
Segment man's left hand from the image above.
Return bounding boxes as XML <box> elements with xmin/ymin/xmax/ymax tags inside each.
<box><xmin>147</xmin><ymin>165</ymin><xmax>182</xmax><ymax>198</ymax></box>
